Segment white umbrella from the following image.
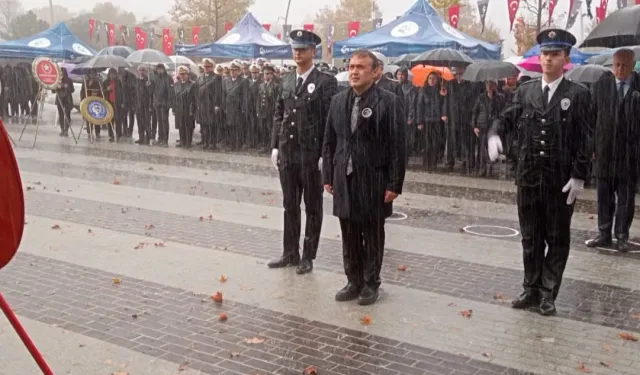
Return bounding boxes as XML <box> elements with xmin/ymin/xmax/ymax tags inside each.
<box><xmin>169</xmin><ymin>55</ymin><xmax>198</xmax><ymax>73</ymax></box>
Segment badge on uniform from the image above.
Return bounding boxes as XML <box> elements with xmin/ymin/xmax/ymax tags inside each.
<box><xmin>297</xmin><ymin>31</ymin><xmax>303</xmax><ymax>37</ymax></box>
<box><xmin>560</xmin><ymin>98</ymin><xmax>571</xmax><ymax>110</ymax></box>
<box><xmin>362</xmin><ymin>108</ymin><xmax>372</xmax><ymax>118</ymax></box>
<box><xmin>307</xmin><ymin>83</ymin><xmax>315</xmax><ymax>94</ymax></box>
<box><xmin>633</xmin><ymin>91</ymin><xmax>640</xmax><ymax>99</ymax></box>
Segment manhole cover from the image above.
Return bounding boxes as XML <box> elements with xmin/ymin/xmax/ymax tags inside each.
<box><xmin>463</xmin><ymin>225</ymin><xmax>519</xmax><ymax>238</ymax></box>
<box><xmin>387</xmin><ymin>212</ymin><xmax>408</xmax><ymax>221</ymax></box>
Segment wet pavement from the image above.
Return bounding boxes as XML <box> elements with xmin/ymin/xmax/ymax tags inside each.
<box><xmin>2</xmin><ymin>111</ymin><xmax>640</xmax><ymax>375</ymax></box>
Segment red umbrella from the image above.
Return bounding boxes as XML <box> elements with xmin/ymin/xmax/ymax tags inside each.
<box><xmin>517</xmin><ymin>55</ymin><xmax>572</xmax><ymax>73</ymax></box>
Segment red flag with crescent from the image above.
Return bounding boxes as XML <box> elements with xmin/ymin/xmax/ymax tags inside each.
<box><xmin>347</xmin><ymin>21</ymin><xmax>360</xmax><ymax>38</ymax></box>
<box><xmin>262</xmin><ymin>24</ymin><xmax>271</xmax><ymax>31</ymax></box>
<box><xmin>304</xmin><ymin>24</ymin><xmax>314</xmax><ymax>32</ymax></box>
<box><xmin>107</xmin><ymin>23</ymin><xmax>116</xmax><ymax>46</ymax></box>
<box><xmin>224</xmin><ymin>22</ymin><xmax>233</xmax><ymax>34</ymax></box>
<box><xmin>507</xmin><ymin>0</ymin><xmax>520</xmax><ymax>31</ymax></box>
<box><xmin>89</xmin><ymin>18</ymin><xmax>95</xmax><ymax>41</ymax></box>
<box><xmin>595</xmin><ymin>6</ymin><xmax>604</xmax><ymax>23</ymax></box>
<box><xmin>447</xmin><ymin>5</ymin><xmax>460</xmax><ymax>28</ymax></box>
<box><xmin>162</xmin><ymin>28</ymin><xmax>172</xmax><ymax>55</ymax></box>
<box><xmin>548</xmin><ymin>0</ymin><xmax>556</xmax><ymax>25</ymax></box>
<box><xmin>192</xmin><ymin>26</ymin><xmax>200</xmax><ymax>44</ymax></box>
<box><xmin>276</xmin><ymin>33</ymin><xmax>281</xmax><ymax>39</ymax></box>
<box><xmin>134</xmin><ymin>27</ymin><xmax>145</xmax><ymax>49</ymax></box>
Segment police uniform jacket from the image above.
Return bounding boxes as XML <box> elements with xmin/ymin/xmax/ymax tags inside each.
<box><xmin>271</xmin><ymin>68</ymin><xmax>337</xmax><ymax>165</ymax></box>
<box><xmin>322</xmin><ymin>85</ymin><xmax>406</xmax><ymax>221</ymax></box>
<box><xmin>196</xmin><ymin>74</ymin><xmax>225</xmax><ymax>124</ymax></box>
<box><xmin>257</xmin><ymin>80</ymin><xmax>279</xmax><ymax>119</ymax></box>
<box><xmin>489</xmin><ymin>78</ymin><xmax>594</xmax><ymax>188</ymax></box>
<box><xmin>174</xmin><ymin>79</ymin><xmax>197</xmax><ymax>118</ymax></box>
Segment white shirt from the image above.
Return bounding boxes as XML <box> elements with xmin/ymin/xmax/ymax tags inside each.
<box><xmin>541</xmin><ymin>76</ymin><xmax>563</xmax><ymax>103</ymax></box>
<box><xmin>296</xmin><ymin>65</ymin><xmax>315</xmax><ymax>85</ymax></box>
<box><xmin>615</xmin><ymin>77</ymin><xmax>632</xmax><ymax>98</ymax></box>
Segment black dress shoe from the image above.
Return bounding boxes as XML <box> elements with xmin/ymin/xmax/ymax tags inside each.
<box><xmin>511</xmin><ymin>291</ymin><xmax>540</xmax><ymax>309</ymax></box>
<box><xmin>335</xmin><ymin>283</ymin><xmax>361</xmax><ymax>302</ymax></box>
<box><xmin>296</xmin><ymin>260</ymin><xmax>313</xmax><ymax>274</ymax></box>
<box><xmin>267</xmin><ymin>256</ymin><xmax>299</xmax><ymax>269</ymax></box>
<box><xmin>539</xmin><ymin>298</ymin><xmax>556</xmax><ymax>316</ymax></box>
<box><xmin>617</xmin><ymin>238</ymin><xmax>629</xmax><ymax>253</ymax></box>
<box><xmin>586</xmin><ymin>235</ymin><xmax>612</xmax><ymax>248</ymax></box>
<box><xmin>358</xmin><ymin>286</ymin><xmax>379</xmax><ymax>306</ymax></box>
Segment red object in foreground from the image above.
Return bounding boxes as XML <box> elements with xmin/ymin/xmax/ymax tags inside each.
<box><xmin>0</xmin><ymin>120</ymin><xmax>54</xmax><ymax>374</ymax></box>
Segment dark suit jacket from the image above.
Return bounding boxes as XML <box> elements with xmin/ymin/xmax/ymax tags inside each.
<box><xmin>490</xmin><ymin>78</ymin><xmax>594</xmax><ymax>188</ymax></box>
<box><xmin>272</xmin><ymin>68</ymin><xmax>337</xmax><ymax>165</ymax></box>
<box><xmin>322</xmin><ymin>85</ymin><xmax>406</xmax><ymax>221</ymax></box>
<box><xmin>591</xmin><ymin>71</ymin><xmax>640</xmax><ymax>180</ymax></box>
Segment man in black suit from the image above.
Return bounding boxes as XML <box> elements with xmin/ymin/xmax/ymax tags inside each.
<box><xmin>371</xmin><ymin>52</ymin><xmax>404</xmax><ymax>101</ymax></box>
<box><xmin>587</xmin><ymin>49</ymin><xmax>640</xmax><ymax>252</ymax></box>
<box><xmin>268</xmin><ymin>29</ymin><xmax>338</xmax><ymax>274</ymax></box>
<box><xmin>488</xmin><ymin>29</ymin><xmax>594</xmax><ymax>316</ymax></box>
<box><xmin>322</xmin><ymin>50</ymin><xmax>406</xmax><ymax>305</ymax></box>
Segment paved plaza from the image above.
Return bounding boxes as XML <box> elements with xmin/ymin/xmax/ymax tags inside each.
<box><xmin>1</xmin><ymin>106</ymin><xmax>640</xmax><ymax>375</ymax></box>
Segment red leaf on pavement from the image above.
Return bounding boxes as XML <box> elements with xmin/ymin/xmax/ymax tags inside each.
<box><xmin>493</xmin><ymin>293</ymin><xmax>507</xmax><ymax>300</ymax></box>
<box><xmin>397</xmin><ymin>265</ymin><xmax>407</xmax><ymax>271</ymax></box>
<box><xmin>577</xmin><ymin>362</ymin><xmax>592</xmax><ymax>373</ymax></box>
<box><xmin>448</xmin><ymin>302</ymin><xmax>457</xmax><ymax>307</ymax></box>
<box><xmin>219</xmin><ymin>275</ymin><xmax>227</xmax><ymax>283</ymax></box>
<box><xmin>260</xmin><ymin>214</ymin><xmax>268</xmax><ymax>219</ymax></box>
<box><xmin>144</xmin><ymin>224</ymin><xmax>155</xmax><ymax>230</ymax></box>
<box><xmin>588</xmin><ymin>215</ymin><xmax>594</xmax><ymax>220</ymax></box>
<box><xmin>599</xmin><ymin>361</ymin><xmax>611</xmax><ymax>368</ymax></box>
<box><xmin>154</xmin><ymin>242</ymin><xmax>165</xmax><ymax>247</ymax></box>
<box><xmin>360</xmin><ymin>315</ymin><xmax>373</xmax><ymax>325</ymax></box>
<box><xmin>134</xmin><ymin>242</ymin><xmax>146</xmax><ymax>250</ymax></box>
<box><xmin>631</xmin><ymin>313</ymin><xmax>640</xmax><ymax>320</ymax></box>
<box><xmin>218</xmin><ymin>312</ymin><xmax>228</xmax><ymax>322</ymax></box>
<box><xmin>113</xmin><ymin>178</ymin><xmax>121</xmax><ymax>185</ymax></box>
<box><xmin>199</xmin><ymin>216</ymin><xmax>204</xmax><ymax>221</ymax></box>
<box><xmin>303</xmin><ymin>365</ymin><xmax>318</xmax><ymax>375</ymax></box>
<box><xmin>482</xmin><ymin>352</ymin><xmax>492</xmax><ymax>358</ymax></box>
<box><xmin>211</xmin><ymin>292</ymin><xmax>223</xmax><ymax>304</ymax></box>
<box><xmin>618</xmin><ymin>332</ymin><xmax>638</xmax><ymax>341</ymax></box>
<box><xmin>208</xmin><ymin>214</ymin><xmax>213</xmax><ymax>220</ymax></box>
<box><xmin>459</xmin><ymin>309</ymin><xmax>473</xmax><ymax>318</ymax></box>
<box><xmin>51</xmin><ymin>224</ymin><xmax>61</xmax><ymax>230</ymax></box>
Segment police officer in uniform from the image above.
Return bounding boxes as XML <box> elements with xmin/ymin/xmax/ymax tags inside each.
<box><xmin>488</xmin><ymin>29</ymin><xmax>593</xmax><ymax>316</ymax></box>
<box><xmin>196</xmin><ymin>58</ymin><xmax>225</xmax><ymax>150</ymax></box>
<box><xmin>256</xmin><ymin>64</ymin><xmax>279</xmax><ymax>151</ymax></box>
<box><xmin>268</xmin><ymin>29</ymin><xmax>338</xmax><ymax>274</ymax></box>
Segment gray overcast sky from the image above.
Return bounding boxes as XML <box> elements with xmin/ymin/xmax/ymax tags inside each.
<box><xmin>21</xmin><ymin>0</ymin><xmax>609</xmax><ymax>56</ymax></box>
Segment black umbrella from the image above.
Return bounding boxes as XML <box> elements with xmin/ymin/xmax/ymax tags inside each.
<box><xmin>411</xmin><ymin>48</ymin><xmax>473</xmax><ymax>68</ymax></box>
<box><xmin>587</xmin><ymin>45</ymin><xmax>640</xmax><ymax>65</ymax></box>
<box><xmin>70</xmin><ymin>55</ymin><xmax>131</xmax><ymax>75</ymax></box>
<box><xmin>461</xmin><ymin>61</ymin><xmax>520</xmax><ymax>82</ymax></box>
<box><xmin>581</xmin><ymin>6</ymin><xmax>640</xmax><ymax>48</ymax></box>
<box><xmin>564</xmin><ymin>64</ymin><xmax>610</xmax><ymax>83</ymax></box>
<box><xmin>392</xmin><ymin>53</ymin><xmax>419</xmax><ymax>66</ymax></box>
<box><xmin>97</xmin><ymin>46</ymin><xmax>135</xmax><ymax>59</ymax></box>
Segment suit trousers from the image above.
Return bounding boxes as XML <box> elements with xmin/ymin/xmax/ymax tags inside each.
<box><xmin>176</xmin><ymin>113</ymin><xmax>195</xmax><ymax>147</ymax></box>
<box><xmin>517</xmin><ymin>184</ymin><xmax>574</xmax><ymax>301</ymax></box>
<box><xmin>107</xmin><ymin>106</ymin><xmax>124</xmax><ymax>139</ymax></box>
<box><xmin>55</xmin><ymin>99</ymin><xmax>72</xmax><ymax>131</ymax></box>
<box><xmin>136</xmin><ymin>110</ymin><xmax>151</xmax><ymax>143</ymax></box>
<box><xmin>155</xmin><ymin>107</ymin><xmax>170</xmax><ymax>143</ymax></box>
<box><xmin>278</xmin><ymin>162</ymin><xmax>323</xmax><ymax>261</ymax></box>
<box><xmin>596</xmin><ymin>177</ymin><xmax>637</xmax><ymax>240</ymax></box>
<box><xmin>339</xmin><ymin>215</ymin><xmax>385</xmax><ymax>289</ymax></box>
<box><xmin>201</xmin><ymin>122</ymin><xmax>217</xmax><ymax>148</ymax></box>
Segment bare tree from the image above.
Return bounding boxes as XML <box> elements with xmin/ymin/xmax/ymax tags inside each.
<box><xmin>0</xmin><ymin>0</ymin><xmax>21</xmax><ymax>37</ymax></box>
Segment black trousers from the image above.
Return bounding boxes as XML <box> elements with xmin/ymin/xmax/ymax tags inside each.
<box><xmin>155</xmin><ymin>107</ymin><xmax>170</xmax><ymax>143</ymax></box>
<box><xmin>201</xmin><ymin>122</ymin><xmax>217</xmax><ymax>148</ymax></box>
<box><xmin>517</xmin><ymin>185</ymin><xmax>574</xmax><ymax>301</ymax></box>
<box><xmin>423</xmin><ymin>120</ymin><xmax>442</xmax><ymax>168</ymax></box>
<box><xmin>278</xmin><ymin>163</ymin><xmax>323</xmax><ymax>261</ymax></box>
<box><xmin>150</xmin><ymin>110</ymin><xmax>157</xmax><ymax>139</ymax></box>
<box><xmin>107</xmin><ymin>106</ymin><xmax>124</xmax><ymax>139</ymax></box>
<box><xmin>136</xmin><ymin>109</ymin><xmax>151</xmax><ymax>143</ymax></box>
<box><xmin>339</xmin><ymin>217</ymin><xmax>385</xmax><ymax>289</ymax></box>
<box><xmin>55</xmin><ymin>100</ymin><xmax>72</xmax><ymax>131</ymax></box>
<box><xmin>257</xmin><ymin>117</ymin><xmax>273</xmax><ymax>149</ymax></box>
<box><xmin>596</xmin><ymin>177</ymin><xmax>637</xmax><ymax>240</ymax></box>
<box><xmin>176</xmin><ymin>113</ymin><xmax>194</xmax><ymax>147</ymax></box>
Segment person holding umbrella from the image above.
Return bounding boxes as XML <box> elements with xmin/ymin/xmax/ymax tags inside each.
<box><xmin>487</xmin><ymin>29</ymin><xmax>594</xmax><ymax>316</ymax></box>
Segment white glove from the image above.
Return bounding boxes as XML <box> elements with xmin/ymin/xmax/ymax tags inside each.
<box><xmin>487</xmin><ymin>135</ymin><xmax>503</xmax><ymax>162</ymax></box>
<box><xmin>562</xmin><ymin>178</ymin><xmax>584</xmax><ymax>205</ymax></box>
<box><xmin>318</xmin><ymin>157</ymin><xmax>323</xmax><ymax>171</ymax></box>
<box><xmin>270</xmin><ymin>149</ymin><xmax>279</xmax><ymax>170</ymax></box>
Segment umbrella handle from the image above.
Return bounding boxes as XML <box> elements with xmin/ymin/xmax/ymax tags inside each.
<box><xmin>0</xmin><ymin>292</ymin><xmax>55</xmax><ymax>375</ymax></box>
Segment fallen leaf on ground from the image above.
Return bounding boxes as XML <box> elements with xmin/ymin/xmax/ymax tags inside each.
<box><xmin>218</xmin><ymin>312</ymin><xmax>228</xmax><ymax>322</ymax></box>
<box><xmin>260</xmin><ymin>214</ymin><xmax>268</xmax><ymax>219</ymax></box>
<box><xmin>113</xmin><ymin>178</ymin><xmax>121</xmax><ymax>185</ymax></box>
<box><xmin>397</xmin><ymin>265</ymin><xmax>407</xmax><ymax>271</ymax></box>
<box><xmin>219</xmin><ymin>275</ymin><xmax>227</xmax><ymax>283</ymax></box>
<box><xmin>459</xmin><ymin>309</ymin><xmax>473</xmax><ymax>318</ymax></box>
<box><xmin>576</xmin><ymin>362</ymin><xmax>592</xmax><ymax>373</ymax></box>
<box><xmin>78</xmin><ymin>344</ymin><xmax>85</xmax><ymax>348</ymax></box>
<box><xmin>230</xmin><ymin>188</ymin><xmax>236</xmax><ymax>192</ymax></box>
<box><xmin>303</xmin><ymin>365</ymin><xmax>318</xmax><ymax>375</ymax></box>
<box><xmin>244</xmin><ymin>337</ymin><xmax>265</xmax><ymax>344</ymax></box>
<box><xmin>229</xmin><ymin>351</ymin><xmax>240</xmax><ymax>358</ymax></box>
<box><xmin>208</xmin><ymin>214</ymin><xmax>213</xmax><ymax>220</ymax></box>
<box><xmin>631</xmin><ymin>313</ymin><xmax>640</xmax><ymax>320</ymax></box>
<box><xmin>599</xmin><ymin>361</ymin><xmax>611</xmax><ymax>368</ymax></box>
<box><xmin>261</xmin><ymin>191</ymin><xmax>273</xmax><ymax>196</ymax></box>
<box><xmin>211</xmin><ymin>292</ymin><xmax>223</xmax><ymax>303</ymax></box>
<box><xmin>144</xmin><ymin>224</ymin><xmax>155</xmax><ymax>230</ymax></box>
<box><xmin>493</xmin><ymin>293</ymin><xmax>507</xmax><ymax>300</ymax></box>
<box><xmin>482</xmin><ymin>352</ymin><xmax>492</xmax><ymax>358</ymax></box>
<box><xmin>199</xmin><ymin>216</ymin><xmax>204</xmax><ymax>221</ymax></box>
<box><xmin>618</xmin><ymin>332</ymin><xmax>638</xmax><ymax>341</ymax></box>
<box><xmin>360</xmin><ymin>314</ymin><xmax>373</xmax><ymax>325</ymax></box>
<box><xmin>121</xmin><ymin>207</ymin><xmax>128</xmax><ymax>213</ymax></box>
<box><xmin>51</xmin><ymin>224</ymin><xmax>61</xmax><ymax>230</ymax></box>
<box><xmin>134</xmin><ymin>242</ymin><xmax>146</xmax><ymax>250</ymax></box>
<box><xmin>448</xmin><ymin>302</ymin><xmax>457</xmax><ymax>307</ymax></box>
<box><xmin>88</xmin><ymin>229</ymin><xmax>94</xmax><ymax>235</ymax></box>
<box><xmin>601</xmin><ymin>343</ymin><xmax>612</xmax><ymax>353</ymax></box>
<box><xmin>112</xmin><ymin>278</ymin><xmax>121</xmax><ymax>284</ymax></box>
<box><xmin>588</xmin><ymin>215</ymin><xmax>594</xmax><ymax>220</ymax></box>
<box><xmin>154</xmin><ymin>242</ymin><xmax>165</xmax><ymax>247</ymax></box>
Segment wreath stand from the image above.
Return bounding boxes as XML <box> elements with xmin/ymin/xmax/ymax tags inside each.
<box><xmin>77</xmin><ymin>82</ymin><xmax>116</xmax><ymax>144</ymax></box>
<box><xmin>17</xmin><ymin>87</ymin><xmax>46</xmax><ymax>147</ymax></box>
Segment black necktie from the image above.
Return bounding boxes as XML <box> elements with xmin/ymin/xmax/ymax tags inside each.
<box><xmin>618</xmin><ymin>81</ymin><xmax>626</xmax><ymax>103</ymax></box>
<box><xmin>296</xmin><ymin>77</ymin><xmax>304</xmax><ymax>92</ymax></box>
<box><xmin>542</xmin><ymin>86</ymin><xmax>550</xmax><ymax>110</ymax></box>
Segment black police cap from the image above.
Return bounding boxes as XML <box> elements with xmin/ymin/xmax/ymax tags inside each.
<box><xmin>536</xmin><ymin>28</ymin><xmax>577</xmax><ymax>52</ymax></box>
<box><xmin>289</xmin><ymin>29</ymin><xmax>322</xmax><ymax>49</ymax></box>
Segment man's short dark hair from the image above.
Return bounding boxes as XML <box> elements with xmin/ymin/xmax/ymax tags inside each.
<box><xmin>349</xmin><ymin>50</ymin><xmax>378</xmax><ymax>69</ymax></box>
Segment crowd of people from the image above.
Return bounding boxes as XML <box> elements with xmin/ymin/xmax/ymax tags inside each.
<box><xmin>0</xmin><ymin>64</ymin><xmax>41</xmax><ymax>119</ymax></box>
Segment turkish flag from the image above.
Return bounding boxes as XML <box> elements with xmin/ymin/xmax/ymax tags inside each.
<box><xmin>107</xmin><ymin>23</ymin><xmax>116</xmax><ymax>46</ymax></box>
<box><xmin>224</xmin><ymin>22</ymin><xmax>233</xmax><ymax>34</ymax></box>
<box><xmin>262</xmin><ymin>24</ymin><xmax>271</xmax><ymax>31</ymax></box>
<box><xmin>447</xmin><ymin>5</ymin><xmax>460</xmax><ymax>28</ymax></box>
<box><xmin>192</xmin><ymin>26</ymin><xmax>200</xmax><ymax>44</ymax></box>
<box><xmin>347</xmin><ymin>21</ymin><xmax>360</xmax><ymax>38</ymax></box>
<box><xmin>636</xmin><ymin>0</ymin><xmax>640</xmax><ymax>4</ymax></box>
<box><xmin>89</xmin><ymin>18</ymin><xmax>95</xmax><ymax>40</ymax></box>
<box><xmin>507</xmin><ymin>0</ymin><xmax>520</xmax><ymax>31</ymax></box>
<box><xmin>303</xmin><ymin>24</ymin><xmax>314</xmax><ymax>32</ymax></box>
<box><xmin>134</xmin><ymin>27</ymin><xmax>146</xmax><ymax>50</ymax></box>
<box><xmin>276</xmin><ymin>33</ymin><xmax>281</xmax><ymax>39</ymax></box>
<box><xmin>548</xmin><ymin>0</ymin><xmax>556</xmax><ymax>24</ymax></box>
<box><xmin>162</xmin><ymin>28</ymin><xmax>172</xmax><ymax>55</ymax></box>
<box><xmin>595</xmin><ymin>6</ymin><xmax>604</xmax><ymax>23</ymax></box>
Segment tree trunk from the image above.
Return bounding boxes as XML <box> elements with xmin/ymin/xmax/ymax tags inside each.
<box><xmin>536</xmin><ymin>0</ymin><xmax>543</xmax><ymax>34</ymax></box>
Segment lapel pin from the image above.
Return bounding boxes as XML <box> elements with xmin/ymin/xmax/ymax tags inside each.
<box><xmin>307</xmin><ymin>83</ymin><xmax>315</xmax><ymax>93</ymax></box>
<box><xmin>560</xmin><ymin>98</ymin><xmax>571</xmax><ymax>110</ymax></box>
<box><xmin>362</xmin><ymin>107</ymin><xmax>372</xmax><ymax>118</ymax></box>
